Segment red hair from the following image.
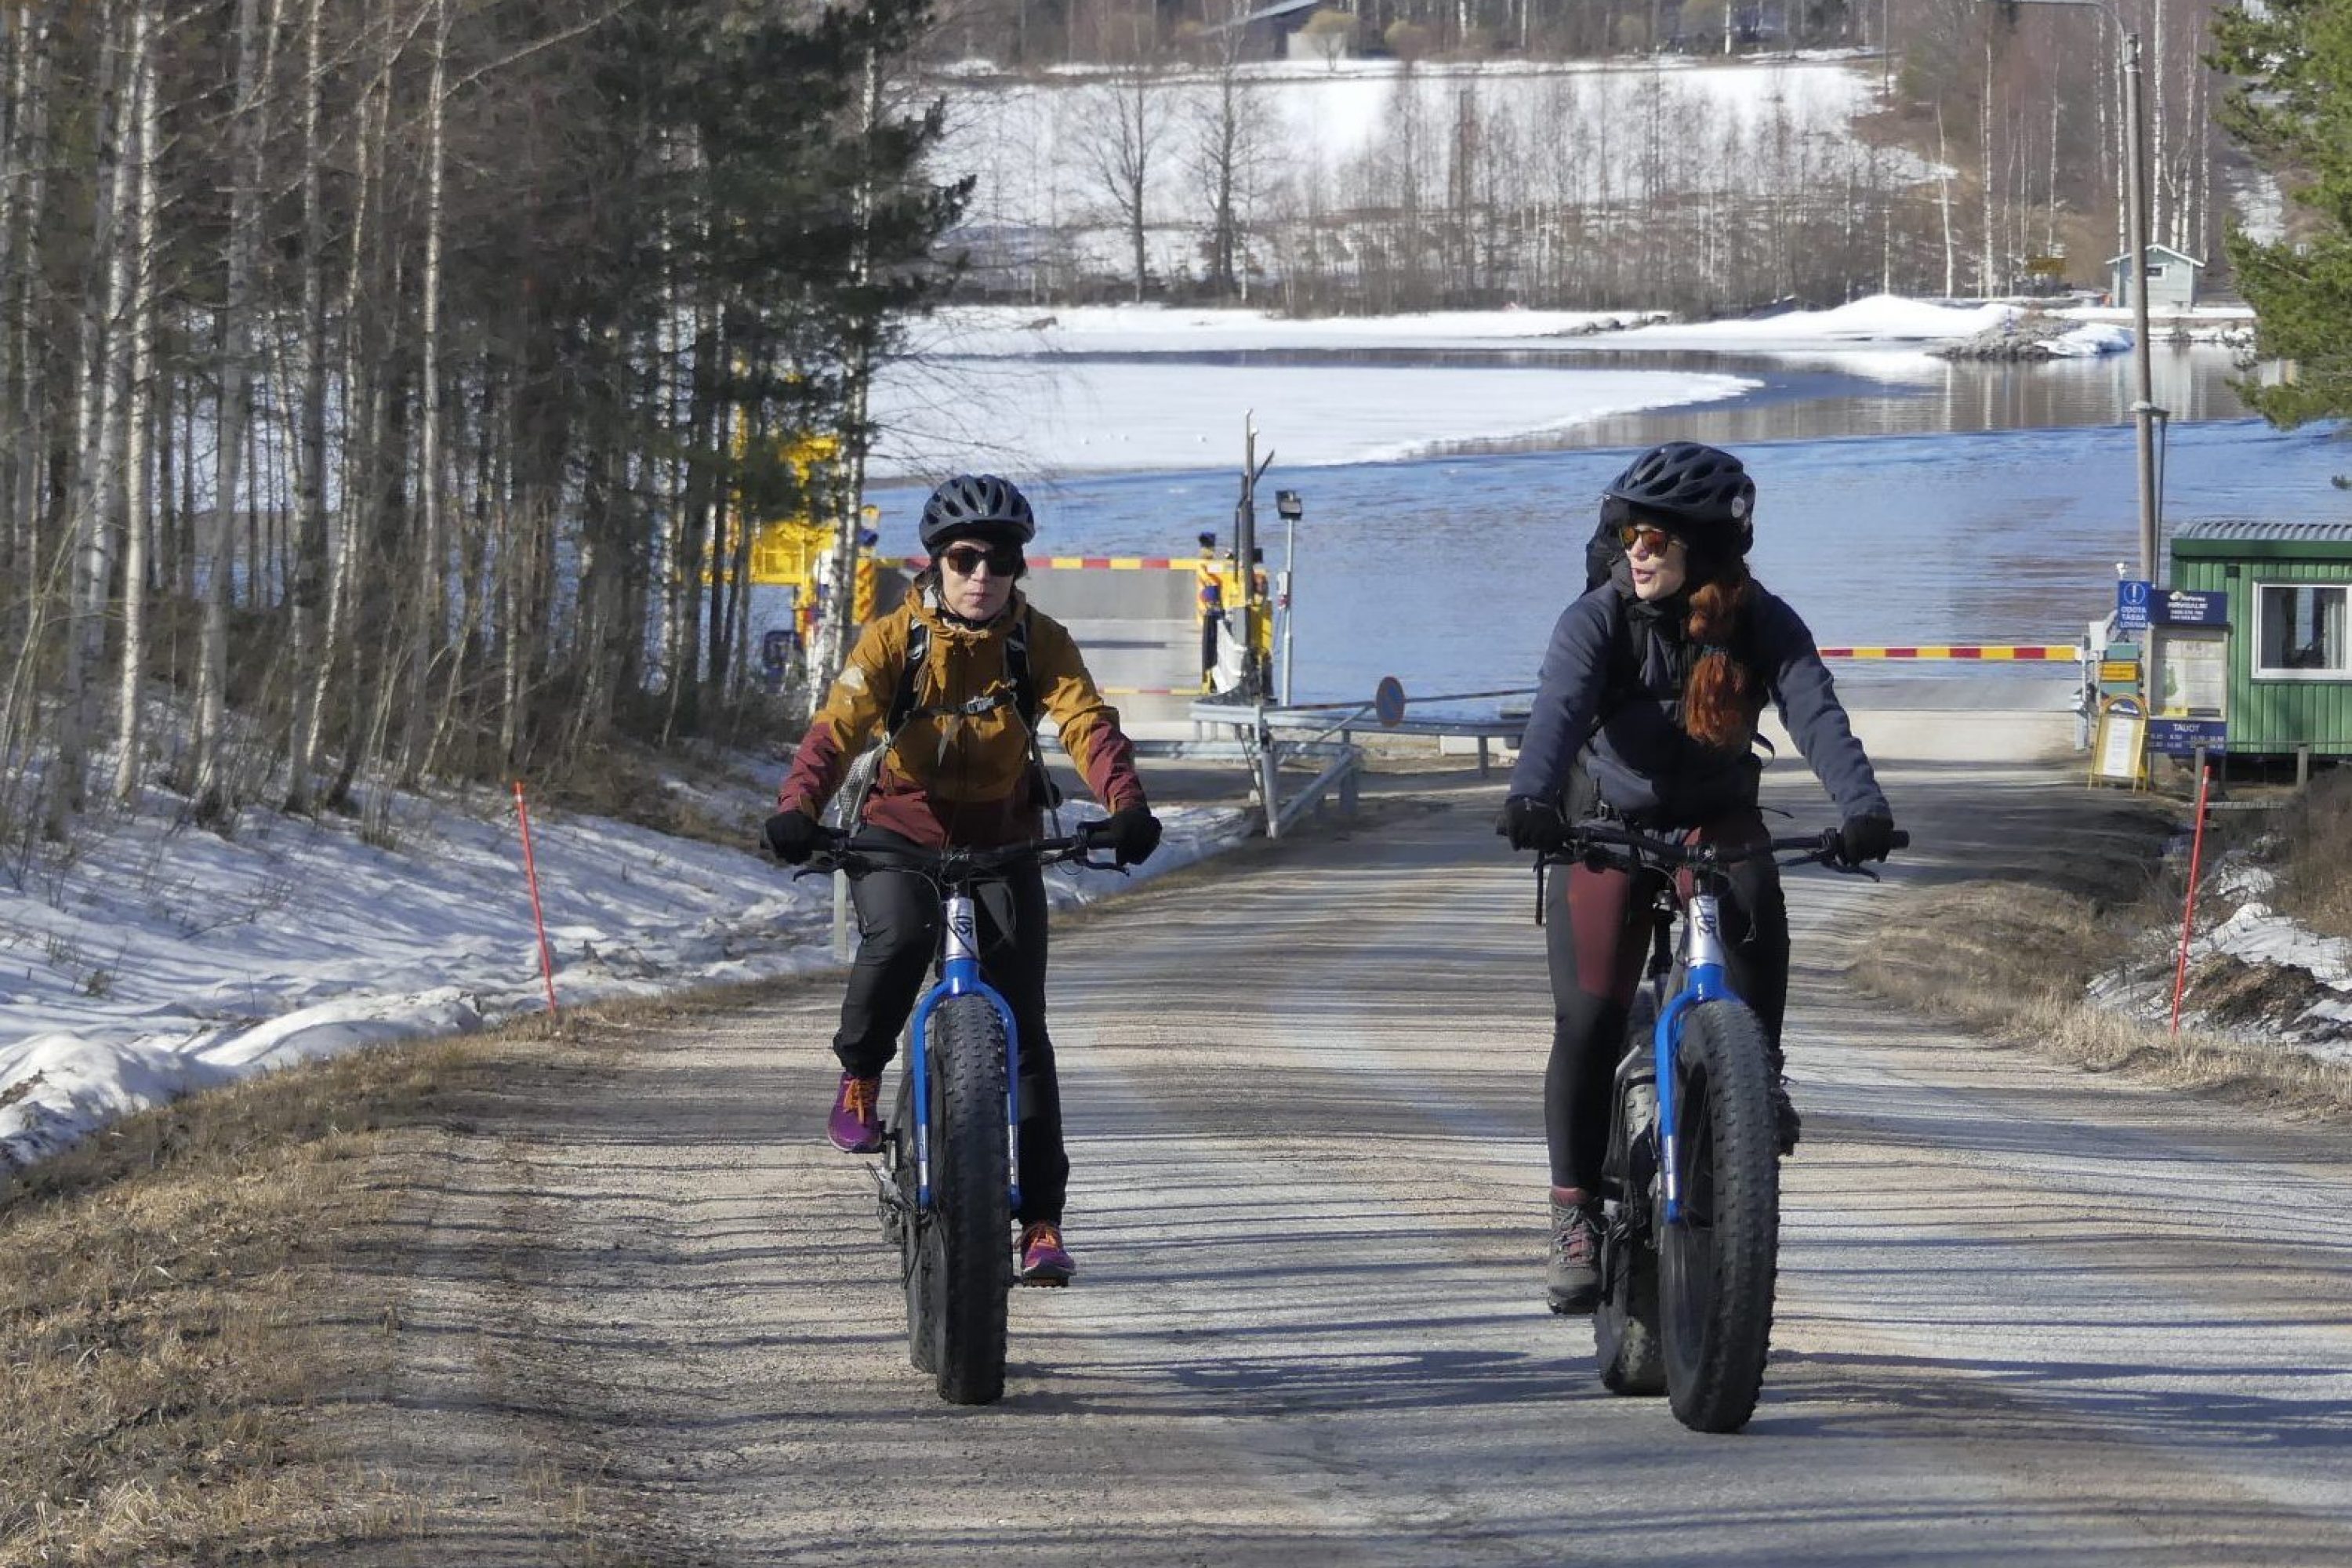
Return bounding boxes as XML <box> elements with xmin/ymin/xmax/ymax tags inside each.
<box><xmin>1682</xmin><ymin>561</ymin><xmax>1762</xmax><ymax>752</ymax></box>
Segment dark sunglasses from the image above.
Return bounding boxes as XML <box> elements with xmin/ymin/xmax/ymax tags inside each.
<box><xmin>940</xmin><ymin>543</ymin><xmax>1024</xmax><ymax>577</ymax></box>
<box><xmin>1617</xmin><ymin>523</ymin><xmax>1682</xmax><ymax>557</ymax></box>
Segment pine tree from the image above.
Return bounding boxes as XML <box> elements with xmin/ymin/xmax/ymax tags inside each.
<box><xmin>2213</xmin><ymin>0</ymin><xmax>2352</xmax><ymax>428</ymax></box>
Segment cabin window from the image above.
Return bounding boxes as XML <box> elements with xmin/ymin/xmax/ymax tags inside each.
<box><xmin>2253</xmin><ymin>583</ymin><xmax>2349</xmax><ymax>679</ymax></box>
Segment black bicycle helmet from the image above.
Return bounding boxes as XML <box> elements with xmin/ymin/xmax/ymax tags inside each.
<box><xmin>1600</xmin><ymin>441</ymin><xmax>1755</xmax><ymax>556</ymax></box>
<box><xmin>919</xmin><ymin>473</ymin><xmax>1036</xmax><ymax>552</ymax></box>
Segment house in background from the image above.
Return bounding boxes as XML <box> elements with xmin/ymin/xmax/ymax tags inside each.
<box><xmin>2109</xmin><ymin>243</ymin><xmax>2205</xmax><ymax>310</ymax></box>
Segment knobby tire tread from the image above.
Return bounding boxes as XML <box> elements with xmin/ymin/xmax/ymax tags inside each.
<box><xmin>1661</xmin><ymin>999</ymin><xmax>1780</xmax><ymax>1434</ymax></box>
<box><xmin>933</xmin><ymin>995</ymin><xmax>1012</xmax><ymax>1405</ymax></box>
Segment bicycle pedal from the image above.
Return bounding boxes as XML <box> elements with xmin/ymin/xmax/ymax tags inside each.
<box><xmin>1017</xmin><ymin>1273</ymin><xmax>1069</xmax><ymax>1289</ymax></box>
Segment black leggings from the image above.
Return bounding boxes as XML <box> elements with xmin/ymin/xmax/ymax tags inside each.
<box><xmin>1542</xmin><ymin>811</ymin><xmax>1790</xmax><ymax>1192</ymax></box>
<box><xmin>832</xmin><ymin>827</ymin><xmax>1068</xmax><ymax>1226</ymax></box>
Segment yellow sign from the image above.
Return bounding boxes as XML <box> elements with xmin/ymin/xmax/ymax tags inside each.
<box><xmin>2098</xmin><ymin>659</ymin><xmax>2140</xmax><ymax>684</ymax></box>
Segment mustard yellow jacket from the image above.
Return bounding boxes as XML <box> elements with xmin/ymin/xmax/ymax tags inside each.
<box><xmin>777</xmin><ymin>587</ymin><xmax>1146</xmax><ymax>848</ymax></box>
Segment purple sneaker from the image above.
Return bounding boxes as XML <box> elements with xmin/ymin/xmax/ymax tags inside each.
<box><xmin>1017</xmin><ymin>1222</ymin><xmax>1075</xmax><ymax>1286</ymax></box>
<box><xmin>826</xmin><ymin>1073</ymin><xmax>883</xmax><ymax>1153</ymax></box>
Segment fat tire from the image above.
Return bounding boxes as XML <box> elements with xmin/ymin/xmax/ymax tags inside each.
<box><xmin>1596</xmin><ymin>993</ymin><xmax>1666</xmax><ymax>1396</ymax></box>
<box><xmin>1658</xmin><ymin>999</ymin><xmax>1780</xmax><ymax>1434</ymax></box>
<box><xmin>931</xmin><ymin>995</ymin><xmax>1012</xmax><ymax>1406</ymax></box>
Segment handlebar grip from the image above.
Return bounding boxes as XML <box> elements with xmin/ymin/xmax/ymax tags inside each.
<box><xmin>1889</xmin><ymin>829</ymin><xmax>1911</xmax><ymax>850</ymax></box>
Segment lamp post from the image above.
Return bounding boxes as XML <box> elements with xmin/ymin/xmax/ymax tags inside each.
<box><xmin>1275</xmin><ymin>488</ymin><xmax>1302</xmax><ymax>706</ymax></box>
<box><xmin>1998</xmin><ymin>0</ymin><xmax>2161</xmax><ymax>583</ymax></box>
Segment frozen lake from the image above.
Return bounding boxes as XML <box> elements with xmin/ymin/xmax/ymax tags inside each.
<box><xmin>867</xmin><ymin>343</ymin><xmax>2348</xmax><ymax>706</ymax></box>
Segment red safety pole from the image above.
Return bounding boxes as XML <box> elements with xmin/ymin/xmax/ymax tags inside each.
<box><xmin>514</xmin><ymin>779</ymin><xmax>561</xmax><ymax>1018</ymax></box>
<box><xmin>2169</xmin><ymin>763</ymin><xmax>2213</xmax><ymax>1037</ymax></box>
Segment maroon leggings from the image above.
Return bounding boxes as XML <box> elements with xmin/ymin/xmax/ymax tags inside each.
<box><xmin>1542</xmin><ymin>811</ymin><xmax>1789</xmax><ymax>1192</ymax></box>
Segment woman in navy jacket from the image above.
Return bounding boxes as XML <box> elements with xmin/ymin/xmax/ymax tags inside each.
<box><xmin>1499</xmin><ymin>442</ymin><xmax>1897</xmax><ymax>1315</ymax></box>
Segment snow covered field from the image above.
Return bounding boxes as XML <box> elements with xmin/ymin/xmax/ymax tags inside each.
<box><xmin>0</xmin><ymin>772</ymin><xmax>1249</xmax><ymax>1169</ymax></box>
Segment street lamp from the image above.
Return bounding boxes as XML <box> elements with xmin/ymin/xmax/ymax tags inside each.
<box><xmin>1275</xmin><ymin>489</ymin><xmax>1302</xmax><ymax>706</ymax></box>
<box><xmin>1996</xmin><ymin>0</ymin><xmax>2161</xmax><ymax>584</ymax></box>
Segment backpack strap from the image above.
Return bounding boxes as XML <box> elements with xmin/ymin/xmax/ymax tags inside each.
<box><xmin>1004</xmin><ymin>609</ymin><xmax>1039</xmax><ymax>729</ymax></box>
<box><xmin>887</xmin><ymin>616</ymin><xmax>933</xmax><ymax>735</ymax></box>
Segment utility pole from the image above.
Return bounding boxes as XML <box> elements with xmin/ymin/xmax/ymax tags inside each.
<box><xmin>1998</xmin><ymin>0</ymin><xmax>2162</xmax><ymax>583</ymax></box>
<box><xmin>2122</xmin><ymin>29</ymin><xmax>2159</xmax><ymax>584</ymax></box>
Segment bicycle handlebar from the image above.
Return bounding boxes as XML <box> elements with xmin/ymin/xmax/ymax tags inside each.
<box><xmin>793</xmin><ymin>825</ymin><xmax>1125</xmax><ymax>881</ymax></box>
<box><xmin>1537</xmin><ymin>822</ymin><xmax>1911</xmax><ymax>875</ymax></box>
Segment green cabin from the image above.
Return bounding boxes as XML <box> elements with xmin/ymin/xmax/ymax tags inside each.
<box><xmin>2169</xmin><ymin>520</ymin><xmax>2352</xmax><ymax>759</ymax></box>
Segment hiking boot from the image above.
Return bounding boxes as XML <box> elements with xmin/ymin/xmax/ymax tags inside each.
<box><xmin>1769</xmin><ymin>1076</ymin><xmax>1802</xmax><ymax>1156</ymax></box>
<box><xmin>1018</xmin><ymin>1221</ymin><xmax>1076</xmax><ymax>1286</ymax></box>
<box><xmin>1547</xmin><ymin>1189</ymin><xmax>1603</xmax><ymax>1316</ymax></box>
<box><xmin>826</xmin><ymin>1072</ymin><xmax>884</xmax><ymax>1153</ymax></box>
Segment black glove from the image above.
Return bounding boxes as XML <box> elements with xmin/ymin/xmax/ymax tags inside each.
<box><xmin>1497</xmin><ymin>795</ymin><xmax>1571</xmax><ymax>852</ymax></box>
<box><xmin>1836</xmin><ymin>811</ymin><xmax>1897</xmax><ymax>866</ymax></box>
<box><xmin>1088</xmin><ymin>806</ymin><xmax>1163</xmax><ymax>867</ymax></box>
<box><xmin>763</xmin><ymin>809</ymin><xmax>821</xmax><ymax>865</ymax></box>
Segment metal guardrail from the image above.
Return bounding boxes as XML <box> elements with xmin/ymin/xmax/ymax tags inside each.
<box><xmin>1181</xmin><ymin>704</ymin><xmax>1367</xmax><ymax>839</ymax></box>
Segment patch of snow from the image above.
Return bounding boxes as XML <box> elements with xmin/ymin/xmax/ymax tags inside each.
<box><xmin>2194</xmin><ymin>902</ymin><xmax>2352</xmax><ymax>993</ymax></box>
<box><xmin>0</xmin><ymin>777</ymin><xmax>1253</xmax><ymax>1170</ymax></box>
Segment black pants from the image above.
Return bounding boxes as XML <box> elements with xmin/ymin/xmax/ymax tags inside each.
<box><xmin>1542</xmin><ymin>811</ymin><xmax>1790</xmax><ymax>1193</ymax></box>
<box><xmin>833</xmin><ymin>828</ymin><xmax>1068</xmax><ymax>1226</ymax></box>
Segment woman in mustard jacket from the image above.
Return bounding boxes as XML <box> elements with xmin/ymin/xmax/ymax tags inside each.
<box><xmin>763</xmin><ymin>474</ymin><xmax>1160</xmax><ymax>1283</ymax></box>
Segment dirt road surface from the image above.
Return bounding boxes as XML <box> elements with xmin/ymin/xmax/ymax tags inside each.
<box><xmin>346</xmin><ymin>757</ymin><xmax>2352</xmax><ymax>1566</ymax></box>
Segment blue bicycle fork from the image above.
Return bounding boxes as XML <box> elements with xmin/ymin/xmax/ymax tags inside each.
<box><xmin>1652</xmin><ymin>891</ymin><xmax>1732</xmax><ymax>1226</ymax></box>
<box><xmin>903</xmin><ymin>891</ymin><xmax>1022</xmax><ymax>1211</ymax></box>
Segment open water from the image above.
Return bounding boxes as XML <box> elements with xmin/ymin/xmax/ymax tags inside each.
<box><xmin>869</xmin><ymin>345</ymin><xmax>2350</xmax><ymax>706</ymax></box>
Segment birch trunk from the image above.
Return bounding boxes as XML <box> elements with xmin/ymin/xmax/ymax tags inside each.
<box><xmin>1979</xmin><ymin>38</ymin><xmax>1994</xmax><ymax>296</ymax></box>
<box><xmin>8</xmin><ymin>3</ymin><xmax>53</xmax><ymax>628</ymax></box>
<box><xmin>284</xmin><ymin>0</ymin><xmax>328</xmax><ymax>809</ymax></box>
<box><xmin>402</xmin><ymin>0</ymin><xmax>448</xmax><ymax>782</ymax></box>
<box><xmin>50</xmin><ymin>0</ymin><xmax>128</xmax><ymax>837</ymax></box>
<box><xmin>194</xmin><ymin>0</ymin><xmax>270</xmax><ymax>818</ymax></box>
<box><xmin>304</xmin><ymin>0</ymin><xmax>389</xmax><ymax>795</ymax></box>
<box><xmin>113</xmin><ymin>0</ymin><xmax>160</xmax><ymax>801</ymax></box>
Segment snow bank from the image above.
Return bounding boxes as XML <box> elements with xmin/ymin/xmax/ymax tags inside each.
<box><xmin>910</xmin><ymin>304</ymin><xmax>1662</xmax><ymax>358</ymax></box>
<box><xmin>0</xmin><ymin>780</ymin><xmax>1251</xmax><ymax>1170</ymax></box>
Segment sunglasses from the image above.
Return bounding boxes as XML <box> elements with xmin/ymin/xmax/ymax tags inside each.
<box><xmin>940</xmin><ymin>544</ymin><xmax>1024</xmax><ymax>577</ymax></box>
<box><xmin>1617</xmin><ymin>523</ymin><xmax>1682</xmax><ymax>557</ymax></box>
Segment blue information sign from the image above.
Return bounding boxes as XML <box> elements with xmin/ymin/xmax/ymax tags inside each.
<box><xmin>2159</xmin><ymin>590</ymin><xmax>2227</xmax><ymax>626</ymax></box>
<box><xmin>2147</xmin><ymin>717</ymin><xmax>2226</xmax><ymax>756</ymax></box>
<box><xmin>2116</xmin><ymin>579</ymin><xmax>2152</xmax><ymax>633</ymax></box>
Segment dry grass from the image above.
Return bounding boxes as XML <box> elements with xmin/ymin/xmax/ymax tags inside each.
<box><xmin>2259</xmin><ymin>767</ymin><xmax>2352</xmax><ymax>941</ymax></box>
<box><xmin>0</xmin><ymin>1038</ymin><xmax>492</xmax><ymax>1566</ymax></box>
<box><xmin>1854</xmin><ymin>806</ymin><xmax>2352</xmax><ymax>1121</ymax></box>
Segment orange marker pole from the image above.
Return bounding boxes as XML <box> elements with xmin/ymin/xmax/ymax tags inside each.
<box><xmin>514</xmin><ymin>780</ymin><xmax>560</xmax><ymax>1017</ymax></box>
<box><xmin>2169</xmin><ymin>763</ymin><xmax>2212</xmax><ymax>1037</ymax></box>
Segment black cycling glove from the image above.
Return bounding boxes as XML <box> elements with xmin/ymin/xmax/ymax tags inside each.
<box><xmin>1089</xmin><ymin>806</ymin><xmax>1163</xmax><ymax>867</ymax></box>
<box><xmin>1497</xmin><ymin>795</ymin><xmax>1571</xmax><ymax>852</ymax></box>
<box><xmin>763</xmin><ymin>809</ymin><xmax>821</xmax><ymax>865</ymax></box>
<box><xmin>1836</xmin><ymin>811</ymin><xmax>1897</xmax><ymax>866</ymax></box>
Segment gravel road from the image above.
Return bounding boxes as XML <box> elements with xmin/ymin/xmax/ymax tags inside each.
<box><xmin>351</xmin><ymin>759</ymin><xmax>2352</xmax><ymax>1566</ymax></box>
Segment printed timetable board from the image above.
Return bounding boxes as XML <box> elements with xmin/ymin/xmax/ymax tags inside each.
<box><xmin>2090</xmin><ymin>697</ymin><xmax>2148</xmax><ymax>786</ymax></box>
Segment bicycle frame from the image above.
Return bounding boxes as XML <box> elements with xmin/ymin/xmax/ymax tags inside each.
<box><xmin>902</xmin><ymin>888</ymin><xmax>1024</xmax><ymax>1212</ymax></box>
<box><xmin>1650</xmin><ymin>889</ymin><xmax>1735</xmax><ymax>1225</ymax></box>
<box><xmin>1544</xmin><ymin>821</ymin><xmax>1901</xmax><ymax>1225</ymax></box>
